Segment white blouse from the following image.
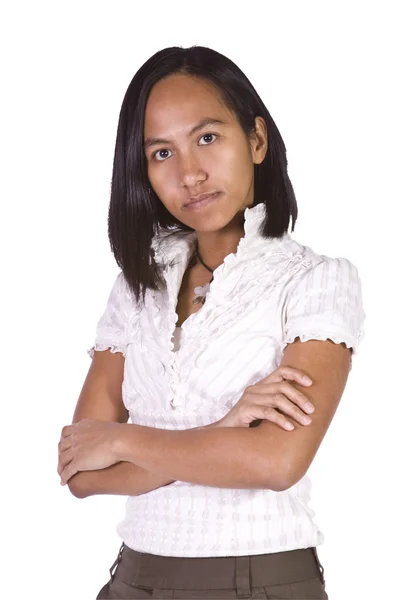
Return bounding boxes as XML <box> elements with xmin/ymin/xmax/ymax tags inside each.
<box><xmin>171</xmin><ymin>326</ymin><xmax>182</xmax><ymax>352</ymax></box>
<box><xmin>87</xmin><ymin>203</ymin><xmax>366</xmax><ymax>557</ymax></box>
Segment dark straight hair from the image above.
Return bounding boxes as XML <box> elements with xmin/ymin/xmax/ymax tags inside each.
<box><xmin>108</xmin><ymin>45</ymin><xmax>298</xmax><ymax>304</ymax></box>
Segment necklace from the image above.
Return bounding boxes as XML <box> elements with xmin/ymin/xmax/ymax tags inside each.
<box><xmin>191</xmin><ymin>241</ymin><xmax>214</xmax><ymax>305</ymax></box>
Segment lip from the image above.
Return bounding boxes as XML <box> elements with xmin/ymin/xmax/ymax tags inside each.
<box><xmin>184</xmin><ymin>191</ymin><xmax>221</xmax><ymax>210</ymax></box>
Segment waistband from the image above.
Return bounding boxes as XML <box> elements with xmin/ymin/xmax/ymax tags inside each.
<box><xmin>112</xmin><ymin>543</ymin><xmax>323</xmax><ymax>593</ymax></box>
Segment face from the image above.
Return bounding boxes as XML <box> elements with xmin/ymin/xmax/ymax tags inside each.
<box><xmin>143</xmin><ymin>73</ymin><xmax>267</xmax><ymax>232</ymax></box>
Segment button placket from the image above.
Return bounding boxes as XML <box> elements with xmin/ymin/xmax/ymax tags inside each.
<box><xmin>169</xmin><ymin>377</ymin><xmax>186</xmax><ymax>408</ymax></box>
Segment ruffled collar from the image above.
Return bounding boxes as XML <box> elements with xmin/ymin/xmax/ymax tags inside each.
<box><xmin>151</xmin><ymin>202</ymin><xmax>273</xmax><ymax>265</ymax></box>
<box><xmin>243</xmin><ymin>201</ymin><xmax>267</xmax><ymax>237</ymax></box>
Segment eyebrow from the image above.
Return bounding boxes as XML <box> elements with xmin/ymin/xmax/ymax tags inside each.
<box><xmin>143</xmin><ymin>118</ymin><xmax>226</xmax><ymax>151</ymax></box>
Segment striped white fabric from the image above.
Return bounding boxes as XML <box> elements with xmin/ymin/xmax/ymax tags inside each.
<box><xmin>87</xmin><ymin>203</ymin><xmax>366</xmax><ymax>557</ymax></box>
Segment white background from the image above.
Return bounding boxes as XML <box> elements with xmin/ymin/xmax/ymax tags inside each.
<box><xmin>1</xmin><ymin>2</ymin><xmax>398</xmax><ymax>599</ymax></box>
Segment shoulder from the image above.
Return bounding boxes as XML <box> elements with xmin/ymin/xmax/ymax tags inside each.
<box><xmin>110</xmin><ymin>271</ymin><xmax>134</xmax><ymax>305</ymax></box>
<box><xmin>273</xmin><ymin>234</ymin><xmax>363</xmax><ymax>288</ymax></box>
<box><xmin>282</xmin><ymin>234</ymin><xmax>365</xmax><ymax>307</ymax></box>
<box><xmin>281</xmin><ymin>241</ymin><xmax>366</xmax><ymax>355</ymax></box>
<box><xmin>288</xmin><ymin>242</ymin><xmax>363</xmax><ymax>296</ymax></box>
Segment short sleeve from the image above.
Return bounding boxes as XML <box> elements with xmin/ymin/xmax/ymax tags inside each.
<box><xmin>282</xmin><ymin>257</ymin><xmax>366</xmax><ymax>356</ymax></box>
<box><xmin>86</xmin><ymin>272</ymin><xmax>129</xmax><ymax>359</ymax></box>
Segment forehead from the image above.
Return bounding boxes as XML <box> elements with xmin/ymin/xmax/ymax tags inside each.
<box><xmin>144</xmin><ymin>74</ymin><xmax>232</xmax><ymax>132</ymax></box>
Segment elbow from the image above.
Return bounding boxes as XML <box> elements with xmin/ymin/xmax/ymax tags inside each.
<box><xmin>67</xmin><ymin>483</ymin><xmax>87</xmax><ymax>499</ymax></box>
<box><xmin>263</xmin><ymin>474</ymin><xmax>293</xmax><ymax>492</ymax></box>
<box><xmin>67</xmin><ymin>475</ymin><xmax>88</xmax><ymax>499</ymax></box>
<box><xmin>260</xmin><ymin>458</ymin><xmax>307</xmax><ymax>492</ymax></box>
<box><xmin>267</xmin><ymin>475</ymin><xmax>295</xmax><ymax>492</ymax></box>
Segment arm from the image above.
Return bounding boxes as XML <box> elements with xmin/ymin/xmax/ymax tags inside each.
<box><xmin>68</xmin><ymin>459</ymin><xmax>175</xmax><ymax>499</ymax></box>
<box><xmin>257</xmin><ymin>337</ymin><xmax>352</xmax><ymax>489</ymax></box>
<box><xmin>70</xmin><ymin>424</ymin><xmax>219</xmax><ymax>499</ymax></box>
<box><xmin>67</xmin><ymin>349</ymin><xmax>179</xmax><ymax>499</ymax></box>
<box><xmin>113</xmin><ymin>339</ymin><xmax>352</xmax><ymax>491</ymax></box>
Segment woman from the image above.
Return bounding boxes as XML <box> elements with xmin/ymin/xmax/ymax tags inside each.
<box><xmin>58</xmin><ymin>46</ymin><xmax>365</xmax><ymax>599</ymax></box>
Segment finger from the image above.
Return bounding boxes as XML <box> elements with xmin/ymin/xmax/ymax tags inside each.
<box><xmin>57</xmin><ymin>448</ymin><xmax>74</xmax><ymax>476</ymax></box>
<box><xmin>277</xmin><ymin>382</ymin><xmax>315</xmax><ymax>413</ymax></box>
<box><xmin>262</xmin><ymin>366</ymin><xmax>313</xmax><ymax>387</ymax></box>
<box><xmin>58</xmin><ymin>437</ymin><xmax>73</xmax><ymax>453</ymax></box>
<box><xmin>255</xmin><ymin>406</ymin><xmax>295</xmax><ymax>431</ymax></box>
<box><xmin>251</xmin><ymin>382</ymin><xmax>314</xmax><ymax>414</ymax></box>
<box><xmin>266</xmin><ymin>393</ymin><xmax>313</xmax><ymax>425</ymax></box>
<box><xmin>60</xmin><ymin>461</ymin><xmax>77</xmax><ymax>486</ymax></box>
<box><xmin>61</xmin><ymin>424</ymin><xmax>75</xmax><ymax>440</ymax></box>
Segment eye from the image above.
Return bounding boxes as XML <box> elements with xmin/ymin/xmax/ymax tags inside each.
<box><xmin>199</xmin><ymin>133</ymin><xmax>217</xmax><ymax>145</ymax></box>
<box><xmin>153</xmin><ymin>148</ymin><xmax>172</xmax><ymax>162</ymax></box>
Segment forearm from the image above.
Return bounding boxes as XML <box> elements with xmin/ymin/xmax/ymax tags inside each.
<box><xmin>68</xmin><ymin>422</ymin><xmax>218</xmax><ymax>499</ymax></box>
<box><xmin>115</xmin><ymin>422</ymin><xmax>272</xmax><ymax>489</ymax></box>
<box><xmin>68</xmin><ymin>460</ymin><xmax>175</xmax><ymax>499</ymax></box>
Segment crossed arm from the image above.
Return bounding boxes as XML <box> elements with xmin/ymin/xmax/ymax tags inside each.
<box><xmin>67</xmin><ymin>338</ymin><xmax>352</xmax><ymax>498</ymax></box>
<box><xmin>66</xmin><ymin>349</ymin><xmax>218</xmax><ymax>498</ymax></box>
<box><xmin>68</xmin><ymin>455</ymin><xmax>175</xmax><ymax>498</ymax></box>
<box><xmin>67</xmin><ymin>425</ymin><xmax>217</xmax><ymax>499</ymax></box>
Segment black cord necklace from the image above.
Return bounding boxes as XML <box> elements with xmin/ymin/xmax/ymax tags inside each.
<box><xmin>192</xmin><ymin>240</ymin><xmax>214</xmax><ymax>305</ymax></box>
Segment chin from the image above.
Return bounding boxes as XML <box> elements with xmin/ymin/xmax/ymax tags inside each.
<box><xmin>193</xmin><ymin>208</ymin><xmax>245</xmax><ymax>234</ymax></box>
<box><xmin>193</xmin><ymin>217</ymin><xmax>238</xmax><ymax>234</ymax></box>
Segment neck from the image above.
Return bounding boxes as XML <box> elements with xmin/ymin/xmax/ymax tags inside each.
<box><xmin>195</xmin><ymin>211</ymin><xmax>245</xmax><ymax>271</ymax></box>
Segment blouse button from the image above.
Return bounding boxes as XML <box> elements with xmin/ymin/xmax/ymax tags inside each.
<box><xmin>170</xmin><ymin>395</ymin><xmax>185</xmax><ymax>407</ymax></box>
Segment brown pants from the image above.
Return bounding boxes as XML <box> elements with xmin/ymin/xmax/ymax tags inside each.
<box><xmin>96</xmin><ymin>542</ymin><xmax>328</xmax><ymax>599</ymax></box>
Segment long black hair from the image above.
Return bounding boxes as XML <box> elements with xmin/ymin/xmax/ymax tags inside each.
<box><xmin>108</xmin><ymin>45</ymin><xmax>298</xmax><ymax>304</ymax></box>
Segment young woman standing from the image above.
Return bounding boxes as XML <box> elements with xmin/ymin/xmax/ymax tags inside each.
<box><xmin>58</xmin><ymin>46</ymin><xmax>365</xmax><ymax>599</ymax></box>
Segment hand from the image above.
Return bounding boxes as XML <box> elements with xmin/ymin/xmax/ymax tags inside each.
<box><xmin>216</xmin><ymin>366</ymin><xmax>315</xmax><ymax>430</ymax></box>
<box><xmin>58</xmin><ymin>419</ymin><xmax>124</xmax><ymax>486</ymax></box>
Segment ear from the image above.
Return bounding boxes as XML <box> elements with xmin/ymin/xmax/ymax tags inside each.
<box><xmin>249</xmin><ymin>116</ymin><xmax>268</xmax><ymax>165</ymax></box>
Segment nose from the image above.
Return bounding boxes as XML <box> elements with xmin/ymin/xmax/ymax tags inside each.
<box><xmin>178</xmin><ymin>150</ymin><xmax>207</xmax><ymax>188</ymax></box>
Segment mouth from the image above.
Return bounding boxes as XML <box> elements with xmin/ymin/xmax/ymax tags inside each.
<box><xmin>184</xmin><ymin>191</ymin><xmax>222</xmax><ymax>210</ymax></box>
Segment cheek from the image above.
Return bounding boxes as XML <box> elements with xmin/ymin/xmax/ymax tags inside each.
<box><xmin>148</xmin><ymin>164</ymin><xmax>175</xmax><ymax>199</ymax></box>
<box><xmin>147</xmin><ymin>163</ymin><xmax>162</xmax><ymax>189</ymax></box>
<box><xmin>217</xmin><ymin>135</ymin><xmax>252</xmax><ymax>167</ymax></box>
<box><xmin>220</xmin><ymin>144</ymin><xmax>253</xmax><ymax>185</ymax></box>
<box><xmin>147</xmin><ymin>164</ymin><xmax>180</xmax><ymax>215</ymax></box>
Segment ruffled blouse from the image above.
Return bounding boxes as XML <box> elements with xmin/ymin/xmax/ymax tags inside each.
<box><xmin>87</xmin><ymin>202</ymin><xmax>366</xmax><ymax>557</ymax></box>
